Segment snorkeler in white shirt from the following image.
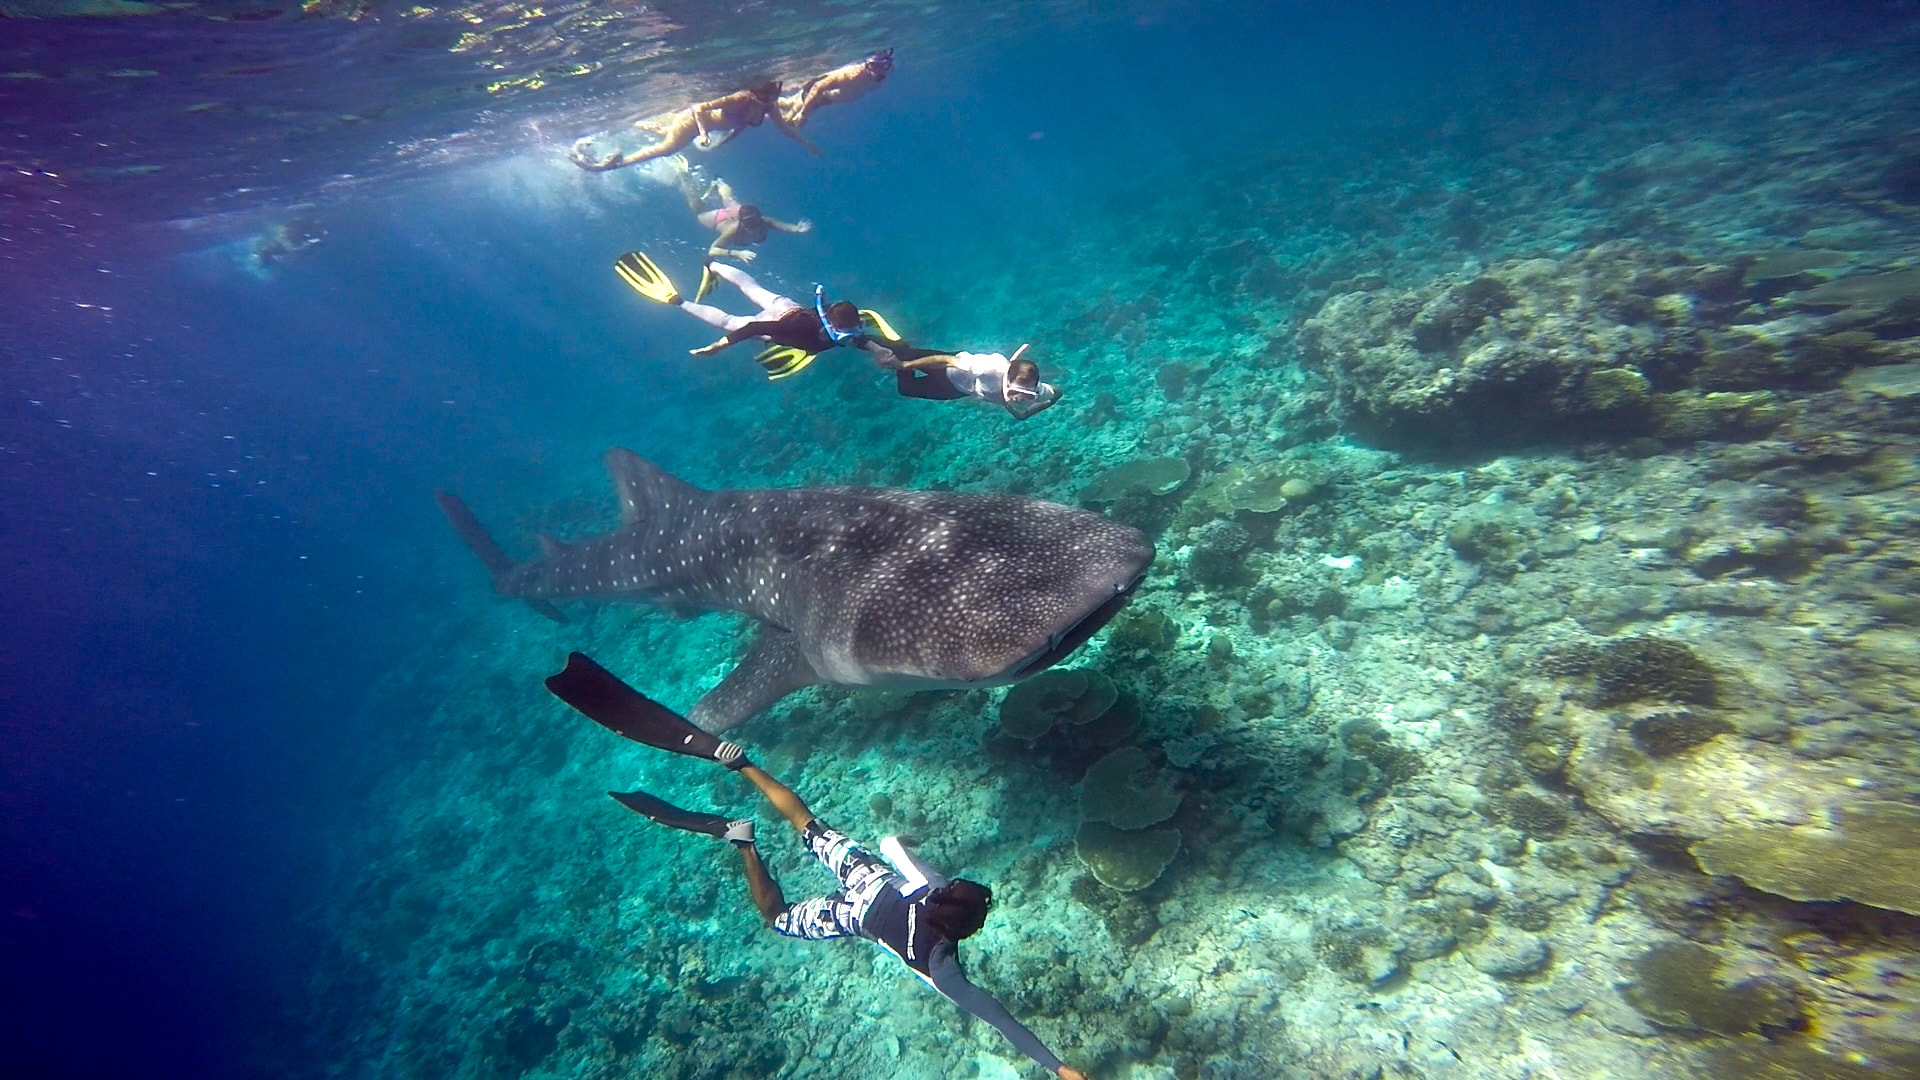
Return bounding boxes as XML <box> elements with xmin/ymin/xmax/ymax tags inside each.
<box><xmin>880</xmin><ymin>342</ymin><xmax>1062</xmax><ymax>420</ymax></box>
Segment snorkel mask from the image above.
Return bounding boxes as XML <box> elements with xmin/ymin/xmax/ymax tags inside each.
<box><xmin>864</xmin><ymin>49</ymin><xmax>894</xmax><ymax>80</ymax></box>
<box><xmin>814</xmin><ymin>284</ymin><xmax>860</xmax><ymax>343</ymax></box>
<box><xmin>1002</xmin><ymin>343</ymin><xmax>1039</xmax><ymax>402</ymax></box>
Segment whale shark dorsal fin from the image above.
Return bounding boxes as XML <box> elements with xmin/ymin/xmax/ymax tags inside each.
<box><xmin>538</xmin><ymin>533</ymin><xmax>569</xmax><ymax>558</ymax></box>
<box><xmin>688</xmin><ymin>626</ymin><xmax>821</xmax><ymax>733</ymax></box>
<box><xmin>604</xmin><ymin>448</ymin><xmax>705</xmax><ymax>526</ymax></box>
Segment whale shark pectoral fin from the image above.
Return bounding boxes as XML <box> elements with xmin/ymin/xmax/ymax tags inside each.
<box><xmin>688</xmin><ymin>625</ymin><xmax>820</xmax><ymax>733</ymax></box>
<box><xmin>604</xmin><ymin>447</ymin><xmax>704</xmax><ymax>526</ymax></box>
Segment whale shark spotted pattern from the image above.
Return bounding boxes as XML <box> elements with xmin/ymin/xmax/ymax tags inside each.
<box><xmin>436</xmin><ymin>449</ymin><xmax>1154</xmax><ymax>731</ymax></box>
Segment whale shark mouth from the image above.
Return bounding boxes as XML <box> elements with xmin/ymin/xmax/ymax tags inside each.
<box><xmin>1014</xmin><ymin>571</ymin><xmax>1148</xmax><ymax>679</ymax></box>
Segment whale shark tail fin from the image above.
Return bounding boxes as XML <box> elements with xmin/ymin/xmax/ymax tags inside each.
<box><xmin>545</xmin><ymin>652</ymin><xmax>753</xmax><ymax>768</ymax></box>
<box><xmin>434</xmin><ymin>490</ymin><xmax>569</xmax><ymax>624</ymax></box>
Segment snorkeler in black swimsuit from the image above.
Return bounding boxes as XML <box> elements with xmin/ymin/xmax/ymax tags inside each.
<box><xmin>545</xmin><ymin>652</ymin><xmax>1092</xmax><ymax>1080</ymax></box>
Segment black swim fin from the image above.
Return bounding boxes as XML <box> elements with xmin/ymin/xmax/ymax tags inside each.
<box><xmin>545</xmin><ymin>652</ymin><xmax>753</xmax><ymax>769</ymax></box>
<box><xmin>609</xmin><ymin>788</ymin><xmax>732</xmax><ymax>837</ymax></box>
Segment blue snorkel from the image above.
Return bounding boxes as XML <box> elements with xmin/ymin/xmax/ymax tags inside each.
<box><xmin>814</xmin><ymin>283</ymin><xmax>860</xmax><ymax>343</ymax></box>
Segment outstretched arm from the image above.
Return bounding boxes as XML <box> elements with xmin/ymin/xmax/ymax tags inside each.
<box><xmin>707</xmin><ymin>222</ymin><xmax>754</xmax><ymax>261</ymax></box>
<box><xmin>927</xmin><ymin>947</ymin><xmax>1079</xmax><ymax>1077</ymax></box>
<box><xmin>736</xmin><ymin>842</ymin><xmax>788</xmax><ymax>925</ymax></box>
<box><xmin>765</xmin><ymin>216</ymin><xmax>813</xmax><ymax>234</ymax></box>
<box><xmin>776</xmin><ymin>122</ymin><xmax>825</xmax><ymax>156</ymax></box>
<box><xmin>736</xmin><ymin>765</ymin><xmax>816</xmax><ymax>833</ymax></box>
<box><xmin>1006</xmin><ymin>385</ymin><xmax>1061</xmax><ymax>421</ymax></box>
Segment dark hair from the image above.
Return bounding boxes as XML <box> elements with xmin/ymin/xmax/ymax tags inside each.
<box><xmin>824</xmin><ymin>300</ymin><xmax>861</xmax><ymax>331</ymax></box>
<box><xmin>1008</xmin><ymin>356</ymin><xmax>1040</xmax><ymax>388</ymax></box>
<box><xmin>923</xmin><ymin>879</ymin><xmax>992</xmax><ymax>941</ymax></box>
<box><xmin>752</xmin><ymin>80</ymin><xmax>782</xmax><ymax>101</ymax></box>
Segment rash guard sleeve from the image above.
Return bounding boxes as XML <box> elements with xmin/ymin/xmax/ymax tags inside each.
<box><xmin>926</xmin><ymin>944</ymin><xmax>1065</xmax><ymax>1074</ymax></box>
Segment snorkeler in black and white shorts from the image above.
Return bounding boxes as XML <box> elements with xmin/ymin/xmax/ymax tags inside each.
<box><xmin>544</xmin><ymin>652</ymin><xmax>1091</xmax><ymax>1080</ymax></box>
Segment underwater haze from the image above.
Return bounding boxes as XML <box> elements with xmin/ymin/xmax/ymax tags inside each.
<box><xmin>5</xmin><ymin>2</ymin><xmax>1920</xmax><ymax>1078</ymax></box>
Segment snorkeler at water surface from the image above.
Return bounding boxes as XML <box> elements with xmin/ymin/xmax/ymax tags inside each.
<box><xmin>778</xmin><ymin>49</ymin><xmax>895</xmax><ymax>152</ymax></box>
<box><xmin>570</xmin><ymin>82</ymin><xmax>796</xmax><ymax>172</ymax></box>
<box><xmin>544</xmin><ymin>653</ymin><xmax>1094</xmax><ymax>1080</ymax></box>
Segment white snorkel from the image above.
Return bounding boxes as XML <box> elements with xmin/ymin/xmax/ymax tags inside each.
<box><xmin>1002</xmin><ymin>342</ymin><xmax>1037</xmax><ymax>404</ymax></box>
<box><xmin>880</xmin><ymin>835</ymin><xmax>940</xmax><ymax>897</ymax></box>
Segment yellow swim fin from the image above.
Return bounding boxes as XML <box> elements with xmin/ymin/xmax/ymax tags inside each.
<box><xmin>755</xmin><ymin>345</ymin><xmax>818</xmax><ymax>380</ymax></box>
<box><xmin>694</xmin><ymin>263</ymin><xmax>716</xmax><ymax>303</ymax></box>
<box><xmin>614</xmin><ymin>251</ymin><xmax>681</xmax><ymax>305</ymax></box>
<box><xmin>858</xmin><ymin>308</ymin><xmax>901</xmax><ymax>342</ymax></box>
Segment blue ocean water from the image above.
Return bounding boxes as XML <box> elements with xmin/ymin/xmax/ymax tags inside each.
<box><xmin>5</xmin><ymin>3</ymin><xmax>1918</xmax><ymax>1078</ymax></box>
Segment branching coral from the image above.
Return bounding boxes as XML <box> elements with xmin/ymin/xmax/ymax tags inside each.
<box><xmin>1629</xmin><ymin>708</ymin><xmax>1734</xmax><ymax>757</ymax></box>
<box><xmin>1591</xmin><ymin>637</ymin><xmax>1719</xmax><ymax>706</ymax></box>
<box><xmin>1499</xmin><ymin>791</ymin><xmax>1572</xmax><ymax>838</ymax></box>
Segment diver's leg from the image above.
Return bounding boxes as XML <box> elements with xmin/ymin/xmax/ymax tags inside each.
<box><xmin>898</xmin><ymin>368</ymin><xmax>968</xmax><ymax>401</ymax></box>
<box><xmin>675</xmin><ymin>166</ymin><xmax>706</xmax><ymax>214</ymax></box>
<box><xmin>677</xmin><ymin>301</ymin><xmax>751</xmax><ymax>333</ymax></box>
<box><xmin>610</xmin><ymin>136</ymin><xmax>686</xmax><ymax>167</ymax></box>
<box><xmin>737</xmin><ymin>765</ymin><xmax>816</xmax><ymax>833</ymax></box>
<box><xmin>708</xmin><ymin>262</ymin><xmax>783</xmax><ymax>309</ymax></box>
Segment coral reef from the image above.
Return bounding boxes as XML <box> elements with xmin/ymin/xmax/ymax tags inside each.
<box><xmin>1193</xmin><ymin>461</ymin><xmax>1318</xmax><ymax>516</ymax></box>
<box><xmin>1690</xmin><ymin>801</ymin><xmax>1920</xmax><ymax>916</ymax></box>
<box><xmin>1297</xmin><ymin>243</ymin><xmax>1736</xmax><ymax>450</ymax></box>
<box><xmin>1078</xmin><ymin>746</ymin><xmax>1182</xmax><ymax>831</ymax></box>
<box><xmin>1078</xmin><ymin>457</ymin><xmax>1192</xmax><ymax>503</ymax></box>
<box><xmin>299</xmin><ymin>21</ymin><xmax>1920</xmax><ymax>1080</ymax></box>
<box><xmin>1590</xmin><ymin>637</ymin><xmax>1719</xmax><ymax>706</ymax></box>
<box><xmin>997</xmin><ymin>669</ymin><xmax>1119</xmax><ymax>741</ymax></box>
<box><xmin>1185</xmin><ymin>520</ymin><xmax>1255</xmax><ymax>587</ymax></box>
<box><xmin>1622</xmin><ymin>941</ymin><xmax>1802</xmax><ymax>1035</ymax></box>
<box><xmin>1074</xmin><ymin>822</ymin><xmax>1182</xmax><ymax>892</ymax></box>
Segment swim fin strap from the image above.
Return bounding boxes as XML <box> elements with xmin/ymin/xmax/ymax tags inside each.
<box><xmin>609</xmin><ymin>788</ymin><xmax>732</xmax><ymax>837</ymax></box>
<box><xmin>614</xmin><ymin>251</ymin><xmax>681</xmax><ymax>305</ymax></box>
<box><xmin>545</xmin><ymin>652</ymin><xmax>752</xmax><ymax>769</ymax></box>
<box><xmin>755</xmin><ymin>345</ymin><xmax>818</xmax><ymax>380</ymax></box>
<box><xmin>695</xmin><ymin>263</ymin><xmax>716</xmax><ymax>303</ymax></box>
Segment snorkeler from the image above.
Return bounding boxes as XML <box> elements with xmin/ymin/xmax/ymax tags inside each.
<box><xmin>615</xmin><ymin>250</ymin><xmax>893</xmax><ymax>379</ymax></box>
<box><xmin>570</xmin><ymin>82</ymin><xmax>784</xmax><ymax>173</ymax></box>
<box><xmin>249</xmin><ymin>215</ymin><xmax>325</xmax><ymax>270</ymax></box>
<box><xmin>776</xmin><ymin>49</ymin><xmax>895</xmax><ymax>152</ymax></box>
<box><xmin>883</xmin><ymin>344</ymin><xmax>1062</xmax><ymax>420</ymax></box>
<box><xmin>668</xmin><ymin>156</ymin><xmax>812</xmax><ymax>294</ymax></box>
<box><xmin>543</xmin><ymin>653</ymin><xmax>1093</xmax><ymax>1080</ymax></box>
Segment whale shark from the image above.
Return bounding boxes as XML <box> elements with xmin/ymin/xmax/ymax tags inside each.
<box><xmin>436</xmin><ymin>449</ymin><xmax>1154</xmax><ymax>731</ymax></box>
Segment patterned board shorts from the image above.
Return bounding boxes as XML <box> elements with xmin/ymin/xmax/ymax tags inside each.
<box><xmin>771</xmin><ymin>820</ymin><xmax>902</xmax><ymax>941</ymax></box>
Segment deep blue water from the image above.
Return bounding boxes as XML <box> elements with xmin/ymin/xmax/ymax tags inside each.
<box><xmin>3</xmin><ymin>3</ymin><xmax>1911</xmax><ymax>1078</ymax></box>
